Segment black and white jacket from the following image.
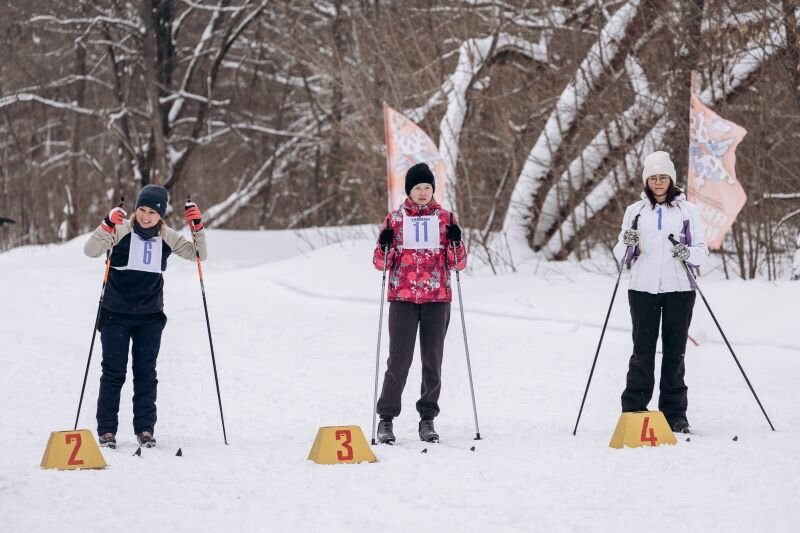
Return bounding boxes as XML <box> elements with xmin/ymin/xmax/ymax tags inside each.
<box><xmin>84</xmin><ymin>219</ymin><xmax>207</xmax><ymax>315</ymax></box>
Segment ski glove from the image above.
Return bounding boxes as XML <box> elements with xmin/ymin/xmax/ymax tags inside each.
<box><xmin>184</xmin><ymin>202</ymin><xmax>203</xmax><ymax>231</ymax></box>
<box><xmin>102</xmin><ymin>206</ymin><xmax>127</xmax><ymax>234</ymax></box>
<box><xmin>446</xmin><ymin>224</ymin><xmax>462</xmax><ymax>246</ymax></box>
<box><xmin>672</xmin><ymin>243</ymin><xmax>691</xmax><ymax>261</ymax></box>
<box><xmin>379</xmin><ymin>227</ymin><xmax>394</xmax><ymax>249</ymax></box>
<box><xmin>622</xmin><ymin>229</ymin><xmax>639</xmax><ymax>247</ymax></box>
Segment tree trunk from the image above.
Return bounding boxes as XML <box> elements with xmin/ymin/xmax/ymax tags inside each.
<box><xmin>66</xmin><ymin>40</ymin><xmax>86</xmax><ymax>240</ymax></box>
<box><xmin>662</xmin><ymin>0</ymin><xmax>705</xmax><ymax>180</ymax></box>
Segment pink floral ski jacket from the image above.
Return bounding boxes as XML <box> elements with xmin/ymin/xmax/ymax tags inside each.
<box><xmin>373</xmin><ymin>199</ymin><xmax>467</xmax><ymax>304</ymax></box>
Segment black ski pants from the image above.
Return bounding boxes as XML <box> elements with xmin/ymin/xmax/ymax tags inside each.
<box><xmin>96</xmin><ymin>310</ymin><xmax>165</xmax><ymax>436</ymax></box>
<box><xmin>377</xmin><ymin>301</ymin><xmax>451</xmax><ymax>420</ymax></box>
<box><xmin>621</xmin><ymin>290</ymin><xmax>696</xmax><ymax>423</ymax></box>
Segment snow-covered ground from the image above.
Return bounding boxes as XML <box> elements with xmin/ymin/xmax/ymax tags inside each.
<box><xmin>1</xmin><ymin>227</ymin><xmax>798</xmax><ymax>532</ymax></box>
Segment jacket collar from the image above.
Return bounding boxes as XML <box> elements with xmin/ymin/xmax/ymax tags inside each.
<box><xmin>402</xmin><ymin>198</ymin><xmax>440</xmax><ymax>216</ymax></box>
<box><xmin>132</xmin><ymin>220</ymin><xmax>160</xmax><ymax>240</ymax></box>
<box><xmin>639</xmin><ymin>191</ymin><xmax>686</xmax><ymax>204</ymax></box>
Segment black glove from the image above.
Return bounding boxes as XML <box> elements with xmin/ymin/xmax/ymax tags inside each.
<box><xmin>446</xmin><ymin>224</ymin><xmax>462</xmax><ymax>246</ymax></box>
<box><xmin>379</xmin><ymin>227</ymin><xmax>394</xmax><ymax>249</ymax></box>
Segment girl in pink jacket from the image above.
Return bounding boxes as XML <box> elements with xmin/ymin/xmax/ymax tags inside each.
<box><xmin>373</xmin><ymin>163</ymin><xmax>466</xmax><ymax>443</ymax></box>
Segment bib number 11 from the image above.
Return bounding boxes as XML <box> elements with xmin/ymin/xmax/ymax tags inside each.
<box><xmin>402</xmin><ymin>215</ymin><xmax>439</xmax><ymax>250</ymax></box>
<box><xmin>413</xmin><ymin>218</ymin><xmax>429</xmax><ymax>242</ymax></box>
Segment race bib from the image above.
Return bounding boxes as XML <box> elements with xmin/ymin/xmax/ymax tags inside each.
<box><xmin>127</xmin><ymin>233</ymin><xmax>163</xmax><ymax>273</ymax></box>
<box><xmin>402</xmin><ymin>215</ymin><xmax>440</xmax><ymax>250</ymax></box>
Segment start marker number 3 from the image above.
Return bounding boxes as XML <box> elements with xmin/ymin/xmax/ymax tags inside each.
<box><xmin>335</xmin><ymin>429</ymin><xmax>354</xmax><ymax>461</ymax></box>
<box><xmin>307</xmin><ymin>425</ymin><xmax>377</xmax><ymax>465</ymax></box>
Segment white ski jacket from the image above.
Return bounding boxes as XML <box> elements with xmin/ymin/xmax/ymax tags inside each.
<box><xmin>613</xmin><ymin>193</ymin><xmax>709</xmax><ymax>294</ymax></box>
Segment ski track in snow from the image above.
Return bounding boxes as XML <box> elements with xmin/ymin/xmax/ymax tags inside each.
<box><xmin>1</xmin><ymin>228</ymin><xmax>798</xmax><ymax>533</ymax></box>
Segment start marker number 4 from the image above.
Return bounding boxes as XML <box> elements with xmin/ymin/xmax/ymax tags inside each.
<box><xmin>609</xmin><ymin>411</ymin><xmax>677</xmax><ymax>449</ymax></box>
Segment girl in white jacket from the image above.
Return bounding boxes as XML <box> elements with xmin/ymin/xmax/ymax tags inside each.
<box><xmin>613</xmin><ymin>151</ymin><xmax>709</xmax><ymax>433</ymax></box>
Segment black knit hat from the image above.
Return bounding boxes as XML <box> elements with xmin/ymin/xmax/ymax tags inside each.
<box><xmin>405</xmin><ymin>162</ymin><xmax>435</xmax><ymax>196</ymax></box>
<box><xmin>136</xmin><ymin>184</ymin><xmax>169</xmax><ymax>218</ymax></box>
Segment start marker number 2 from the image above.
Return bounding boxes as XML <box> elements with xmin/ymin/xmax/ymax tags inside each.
<box><xmin>41</xmin><ymin>429</ymin><xmax>107</xmax><ymax>470</ymax></box>
<box><xmin>66</xmin><ymin>433</ymin><xmax>85</xmax><ymax>466</ymax></box>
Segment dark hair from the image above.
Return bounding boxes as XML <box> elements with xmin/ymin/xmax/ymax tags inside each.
<box><xmin>643</xmin><ymin>179</ymin><xmax>683</xmax><ymax>208</ymax></box>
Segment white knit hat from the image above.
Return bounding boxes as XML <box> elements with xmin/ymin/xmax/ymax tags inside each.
<box><xmin>641</xmin><ymin>151</ymin><xmax>676</xmax><ymax>186</ymax></box>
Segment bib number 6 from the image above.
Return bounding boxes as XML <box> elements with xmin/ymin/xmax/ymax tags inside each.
<box><xmin>143</xmin><ymin>241</ymin><xmax>153</xmax><ymax>265</ymax></box>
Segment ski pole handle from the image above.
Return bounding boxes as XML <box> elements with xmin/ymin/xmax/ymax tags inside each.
<box><xmin>668</xmin><ymin>234</ymin><xmax>679</xmax><ymax>246</ymax></box>
<box><xmin>620</xmin><ymin>214</ymin><xmax>641</xmax><ymax>267</ymax></box>
<box><xmin>448</xmin><ymin>212</ymin><xmax>458</xmax><ymax>272</ymax></box>
<box><xmin>380</xmin><ymin>216</ymin><xmax>392</xmax><ymax>253</ymax></box>
<box><xmin>103</xmin><ymin>197</ymin><xmax>125</xmax><ymax>279</ymax></box>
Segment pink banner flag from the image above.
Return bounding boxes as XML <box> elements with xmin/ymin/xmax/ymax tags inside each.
<box><xmin>383</xmin><ymin>103</ymin><xmax>447</xmax><ymax>212</ymax></box>
<box><xmin>687</xmin><ymin>72</ymin><xmax>747</xmax><ymax>250</ymax></box>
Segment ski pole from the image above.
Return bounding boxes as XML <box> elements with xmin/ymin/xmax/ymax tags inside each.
<box><xmin>450</xmin><ymin>214</ymin><xmax>481</xmax><ymax>440</ymax></box>
<box><xmin>186</xmin><ymin>197</ymin><xmax>229</xmax><ymax>445</ymax></box>
<box><xmin>668</xmin><ymin>234</ymin><xmax>775</xmax><ymax>431</ymax></box>
<box><xmin>573</xmin><ymin>214</ymin><xmax>640</xmax><ymax>436</ymax></box>
<box><xmin>371</xmin><ymin>216</ymin><xmax>391</xmax><ymax>445</ymax></box>
<box><xmin>74</xmin><ymin>198</ymin><xmax>124</xmax><ymax>430</ymax></box>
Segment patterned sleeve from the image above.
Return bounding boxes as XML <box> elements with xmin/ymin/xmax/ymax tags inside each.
<box><xmin>372</xmin><ymin>214</ymin><xmax>397</xmax><ymax>270</ymax></box>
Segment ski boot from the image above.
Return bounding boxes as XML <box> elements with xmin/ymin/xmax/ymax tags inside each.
<box><xmin>136</xmin><ymin>431</ymin><xmax>157</xmax><ymax>448</ymax></box>
<box><xmin>98</xmin><ymin>433</ymin><xmax>116</xmax><ymax>449</ymax></box>
<box><xmin>418</xmin><ymin>418</ymin><xmax>439</xmax><ymax>443</ymax></box>
<box><xmin>670</xmin><ymin>418</ymin><xmax>692</xmax><ymax>434</ymax></box>
<box><xmin>376</xmin><ymin>418</ymin><xmax>396</xmax><ymax>444</ymax></box>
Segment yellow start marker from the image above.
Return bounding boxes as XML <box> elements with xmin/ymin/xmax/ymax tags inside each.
<box><xmin>308</xmin><ymin>425</ymin><xmax>377</xmax><ymax>465</ymax></box>
<box><xmin>609</xmin><ymin>411</ymin><xmax>677</xmax><ymax>449</ymax></box>
<box><xmin>41</xmin><ymin>430</ymin><xmax>107</xmax><ymax>470</ymax></box>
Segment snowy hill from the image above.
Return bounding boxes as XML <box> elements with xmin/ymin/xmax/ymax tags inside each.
<box><xmin>1</xmin><ymin>227</ymin><xmax>798</xmax><ymax>532</ymax></box>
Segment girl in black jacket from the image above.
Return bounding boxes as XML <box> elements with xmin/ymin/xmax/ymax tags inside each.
<box><xmin>84</xmin><ymin>185</ymin><xmax>206</xmax><ymax>448</ymax></box>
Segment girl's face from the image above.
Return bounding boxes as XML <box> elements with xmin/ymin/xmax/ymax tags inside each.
<box><xmin>409</xmin><ymin>183</ymin><xmax>433</xmax><ymax>205</ymax></box>
<box><xmin>135</xmin><ymin>206</ymin><xmax>161</xmax><ymax>228</ymax></box>
<box><xmin>647</xmin><ymin>174</ymin><xmax>671</xmax><ymax>198</ymax></box>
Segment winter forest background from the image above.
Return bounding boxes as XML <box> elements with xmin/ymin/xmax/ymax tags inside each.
<box><xmin>1</xmin><ymin>0</ymin><xmax>799</xmax><ymax>279</ymax></box>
